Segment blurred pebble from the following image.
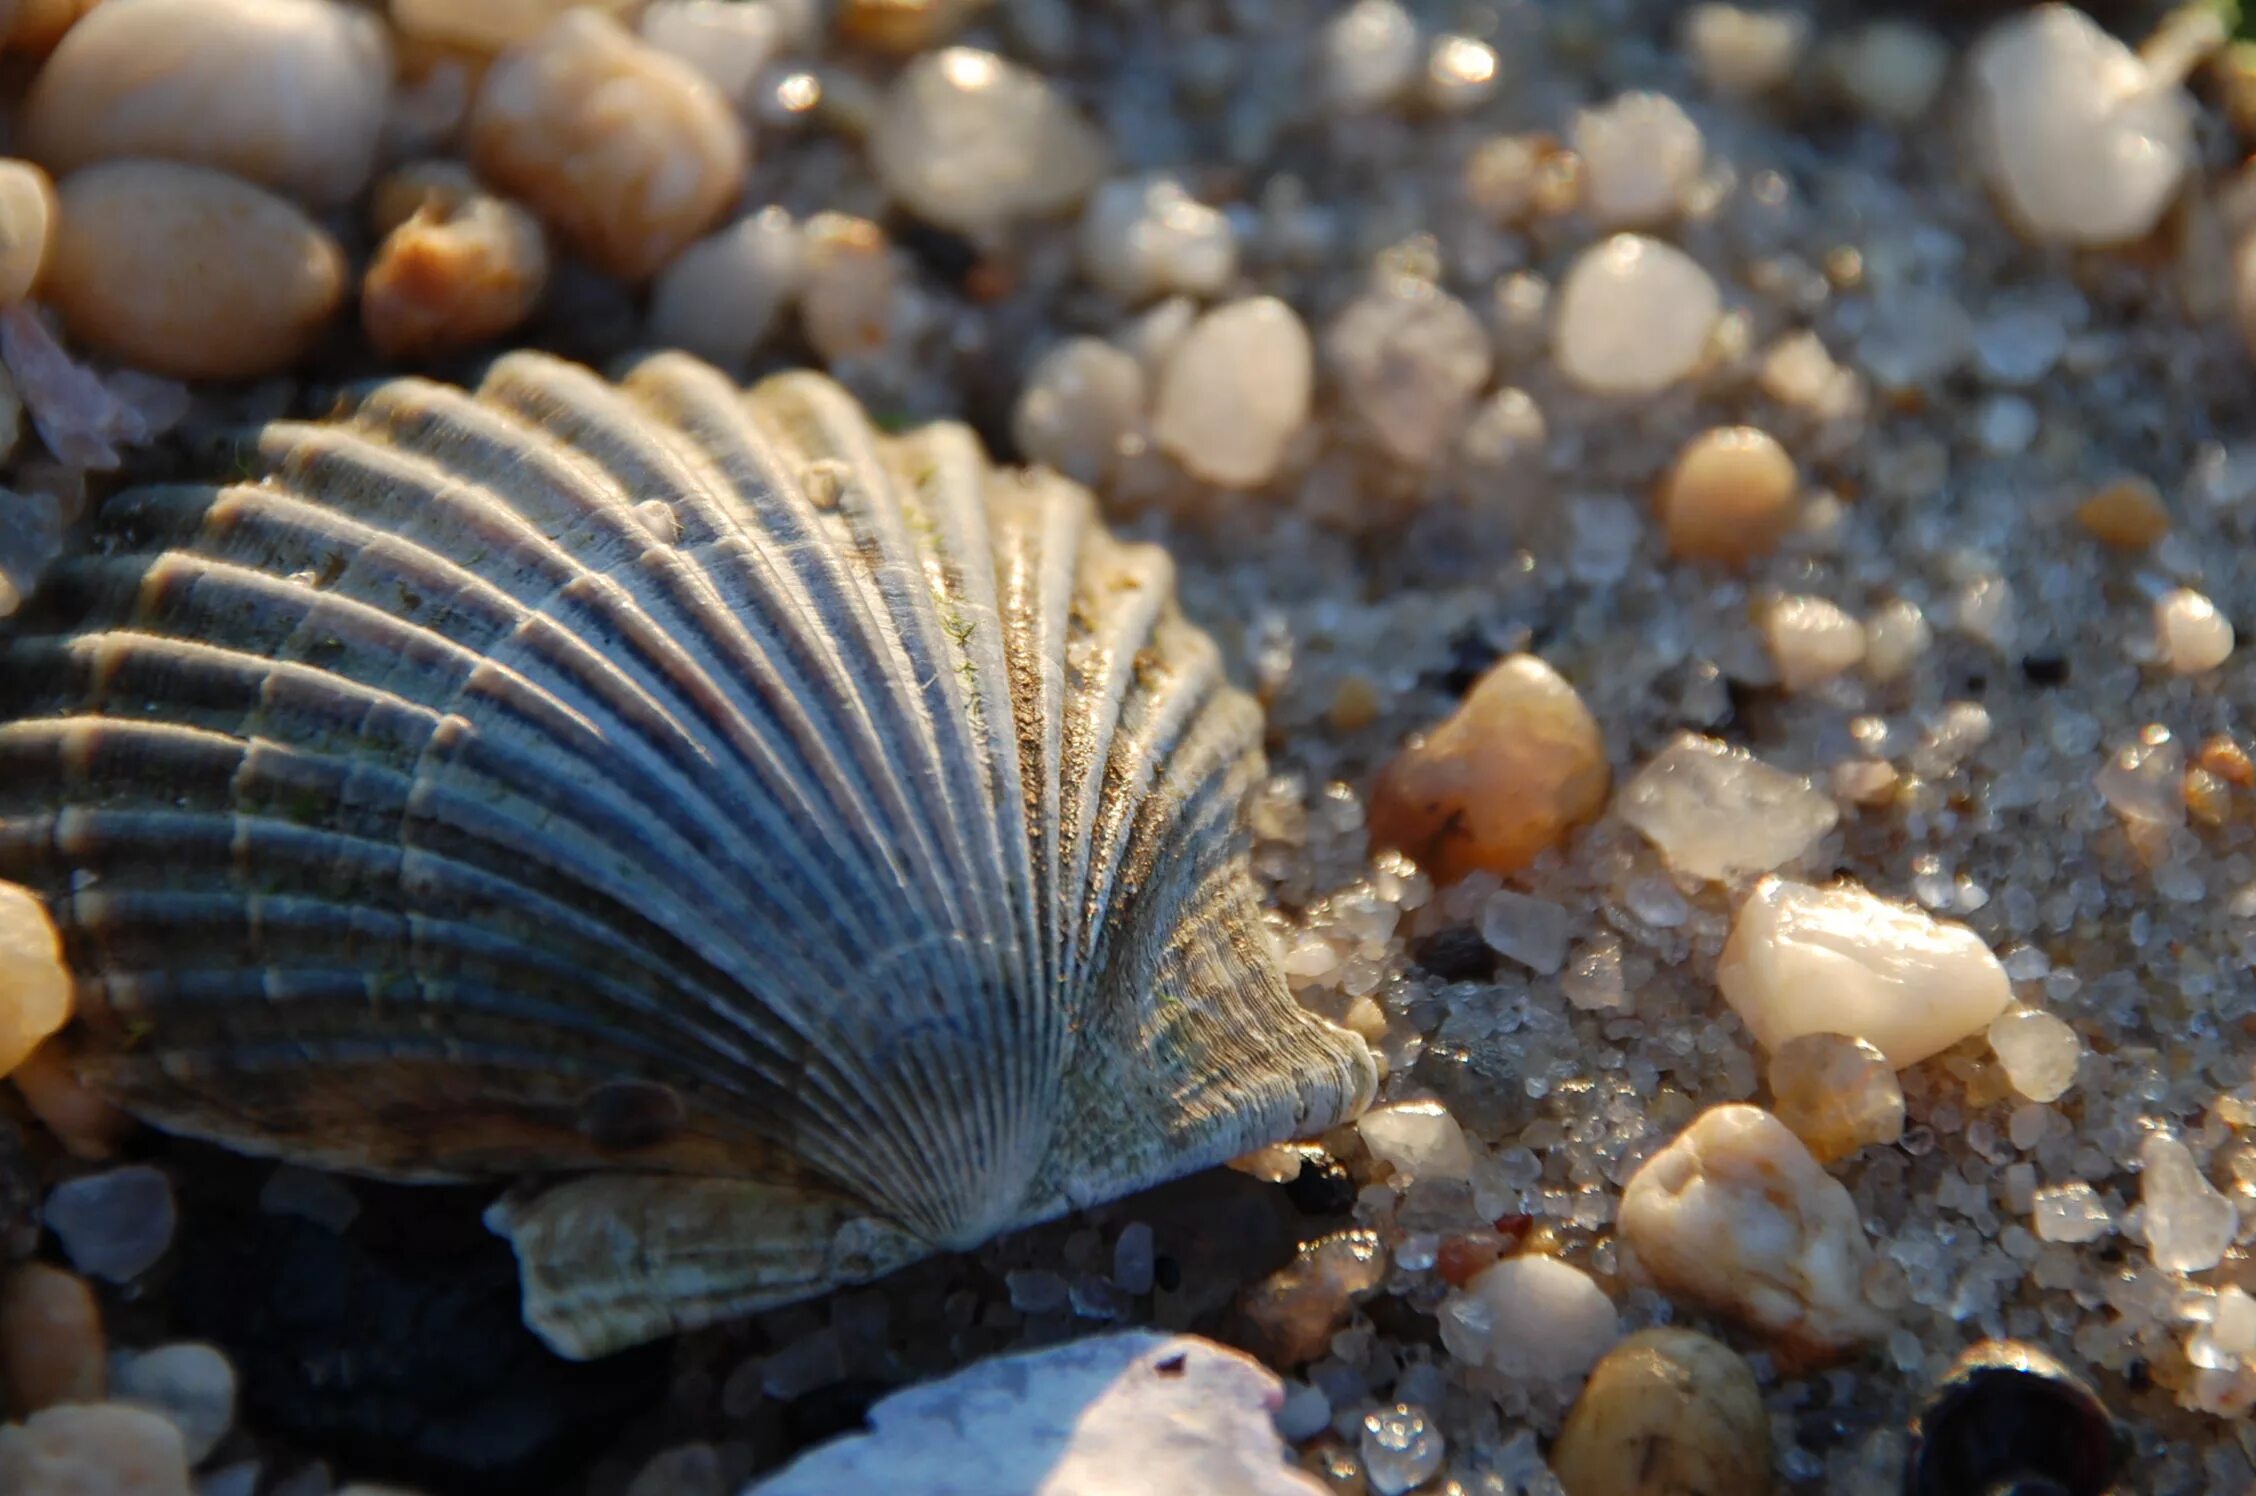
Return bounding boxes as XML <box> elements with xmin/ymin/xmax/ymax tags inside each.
<box><xmin>1011</xmin><ymin>336</ymin><xmax>1144</xmax><ymax>488</ymax></box>
<box><xmin>0</xmin><ymin>1402</ymin><xmax>192</xmax><ymax>1496</ymax></box>
<box><xmin>1321</xmin><ymin>0</ymin><xmax>1419</xmax><ymax>113</ymax></box>
<box><xmin>1553</xmin><ymin>234</ymin><xmax>1719</xmax><ymax>396</ymax></box>
<box><xmin>1151</xmin><ymin>296</ymin><xmax>1312</xmax><ymax>488</ymax></box>
<box><xmin>1658</xmin><ymin>425</ymin><xmax>1797</xmax><ymax>566</ymax></box>
<box><xmin>1550</xmin><ymin>1329</ymin><xmax>1772</xmax><ymax>1496</ymax></box>
<box><xmin>255</xmin><ymin>1167</ymin><xmax>359</xmax><ymax>1235</ymax></box>
<box><xmin>1683</xmin><ymin>5</ymin><xmax>1806</xmax><ymax>99</ymax></box>
<box><xmin>869</xmin><ymin>49</ymin><xmax>1106</xmax><ymax>234</ymax></box>
<box><xmin>839</xmin><ymin>0</ymin><xmax>986</xmax><ymax>54</ymax></box>
<box><xmin>1438</xmin><ymin>1254</ymin><xmax>1620</xmax><ymax>1380</ymax></box>
<box><xmin>22</xmin><ymin>0</ymin><xmax>392</xmax><ymax>207</ymax></box>
<box><xmin>10</xmin><ymin>1046</ymin><xmax>129</xmax><ymax>1160</ymax></box>
<box><xmin>2155</xmin><ymin>587</ymin><xmax>2233</xmax><ymax>675</ymax></box>
<box><xmin>1765</xmin><ymin>594</ymin><xmax>1866</xmax><ymax>692</ymax></box>
<box><xmin>44</xmin><ymin>1166</ymin><xmax>177</xmax><ymax>1283</ymax></box>
<box><xmin>1078</xmin><ymin>174</ymin><xmax>1237</xmax><ymax>304</ymax></box>
<box><xmin>1573</xmin><ymin>92</ymin><xmax>1703</xmax><ymax>230</ymax></box>
<box><xmin>1827</xmin><ymin>21</ymin><xmax>1949</xmax><ymax>126</ymax></box>
<box><xmin>648</xmin><ymin>208</ymin><xmax>804</xmax><ymax>366</ymax></box>
<box><xmin>1234</xmin><ymin>1230</ymin><xmax>1386</xmax><ymax>1367</ymax></box>
<box><xmin>2</xmin><ymin>0</ymin><xmax>101</xmax><ymax>56</ymax></box>
<box><xmin>640</xmin><ymin>0</ymin><xmax>781</xmax><ymax>105</ymax></box>
<box><xmin>624</xmin><ymin>1441</ymin><xmax>727</xmax><ymax>1496</ymax></box>
<box><xmin>0</xmin><ymin>162</ymin><xmax>56</xmax><ymax>309</ymax></box>
<box><xmin>469</xmin><ymin>11</ymin><xmax>747</xmax><ymax>281</ymax></box>
<box><xmin>0</xmin><ymin>881</ymin><xmax>70</xmax><ymax>1078</ymax></box>
<box><xmin>113</xmin><ymin>1343</ymin><xmax>235</xmax><ymax>1464</ymax></box>
<box><xmin>1368</xmin><ymin>653</ymin><xmax>1609</xmax><ymax>882</ymax></box>
<box><xmin>45</xmin><ymin>161</ymin><xmax>345</xmax><ymax>380</ymax></box>
<box><xmin>2075</xmin><ymin>477</ymin><xmax>2169</xmax><ymax>548</ymax></box>
<box><xmin>797</xmin><ymin>212</ymin><xmax>897</xmax><ymax>362</ymax></box>
<box><xmin>389</xmin><ymin>0</ymin><xmax>635</xmax><ymax>53</ymax></box>
<box><xmin>0</xmin><ymin>1263</ymin><xmax>105</xmax><ymax>1415</ymax></box>
<box><xmin>1323</xmin><ymin>274</ymin><xmax>1490</xmax><ymax>467</ymax></box>
<box><xmin>362</xmin><ymin>171</ymin><xmax>548</xmax><ymax>361</ymax></box>
<box><xmin>1767</xmin><ymin>1033</ymin><xmax>1904</xmax><ymax>1162</ymax></box>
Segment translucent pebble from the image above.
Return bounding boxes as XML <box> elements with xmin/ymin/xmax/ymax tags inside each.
<box><xmin>2155</xmin><ymin>588</ymin><xmax>2234</xmax><ymax>675</ymax></box>
<box><xmin>0</xmin><ymin>879</ymin><xmax>72</xmax><ymax>1077</ymax></box>
<box><xmin>1112</xmin><ymin>1222</ymin><xmax>1155</xmax><ymax>1296</ymax></box>
<box><xmin>1830</xmin><ymin>21</ymin><xmax>1949</xmax><ymax>124</ymax></box>
<box><xmin>798</xmin><ymin>212</ymin><xmax>896</xmax><ymax>363</ymax></box>
<box><xmin>1321</xmin><ymin>0</ymin><xmax>1420</xmax><ymax>112</ymax></box>
<box><xmin>1970</xmin><ymin>5</ymin><xmax>2193</xmax><ymax>246</ymax></box>
<box><xmin>2032</xmin><ymin>1181</ymin><xmax>2111</xmax><ymax>1243</ymax></box>
<box><xmin>1766</xmin><ymin>1033</ymin><xmax>1904</xmax><ymax>1163</ymax></box>
<box><xmin>1078</xmin><ymin>175</ymin><xmax>1237</xmax><ymax>304</ymax></box>
<box><xmin>42</xmin><ymin>1166</ymin><xmax>176</xmax><ymax>1282</ymax></box>
<box><xmin>1553</xmin><ymin>235</ymin><xmax>1719</xmax><ymax>397</ymax></box>
<box><xmin>1013</xmin><ymin>337</ymin><xmax>1144</xmax><ymax>488</ymax></box>
<box><xmin>1274</xmin><ymin>1380</ymin><xmax>1330</xmax><ymax>1441</ymax></box>
<box><xmin>1360</xmin><ymin>1404</ymin><xmax>1444</xmax><ymax>1496</ymax></box>
<box><xmin>1718</xmin><ymin>877</ymin><xmax>2013</xmax><ymax>1069</ymax></box>
<box><xmin>1857</xmin><ymin>287</ymin><xmax>1971</xmax><ymax>390</ymax></box>
<box><xmin>1422</xmin><ymin>35</ymin><xmax>1500</xmax><ymax>113</ymax></box>
<box><xmin>1151</xmin><ymin>296</ymin><xmax>1312</xmax><ymax>488</ymax></box>
<box><xmin>0</xmin><ymin>161</ymin><xmax>57</xmax><ymax>309</ymax></box>
<box><xmin>1573</xmin><ymin>93</ymin><xmax>1704</xmax><ymax>230</ymax></box>
<box><xmin>1560</xmin><ymin>938</ymin><xmax>1627</xmax><ymax>1012</ymax></box>
<box><xmin>468</xmin><ymin>11</ymin><xmax>747</xmax><ymax>281</ymax></box>
<box><xmin>1323</xmin><ymin>276</ymin><xmax>1491</xmax><ymax>466</ymax></box>
<box><xmin>1238</xmin><ymin>1232</ymin><xmax>1388</xmax><ymax>1366</ymax></box>
<box><xmin>1973</xmin><ymin>307</ymin><xmax>2067</xmax><ymax>387</ymax></box>
<box><xmin>869</xmin><ymin>49</ymin><xmax>1105</xmax><ymax>234</ymax></box>
<box><xmin>1657</xmin><ymin>425</ymin><xmax>1798</xmax><ymax>567</ymax></box>
<box><xmin>1357</xmin><ymin>1100</ymin><xmax>1475</xmax><ymax>1183</ymax></box>
<box><xmin>1987</xmin><ymin>1008</ymin><xmax>2081</xmax><ymax>1103</ymax></box>
<box><xmin>22</xmin><ymin>0</ymin><xmax>393</xmax><ymax>207</ymax></box>
<box><xmin>0</xmin><ymin>1404</ymin><xmax>191</xmax><ymax>1496</ymax></box>
<box><xmin>2140</xmin><ymin>1135</ymin><xmax>2237</xmax><ymax>1274</ymax></box>
<box><xmin>1863</xmin><ymin>599</ymin><xmax>1933</xmax><ymax>682</ymax></box>
<box><xmin>112</xmin><ymin>1342</ymin><xmax>236</xmax><ymax>1463</ymax></box>
<box><xmin>1765</xmin><ymin>595</ymin><xmax>1867</xmax><ymax>693</ymax></box>
<box><xmin>2095</xmin><ymin>729</ymin><xmax>2185</xmax><ymax>831</ymax></box>
<box><xmin>2187</xmin><ymin>1286</ymin><xmax>2256</xmax><ymax>1371</ymax></box>
<box><xmin>1683</xmin><ymin>5</ymin><xmax>1807</xmax><ymax>98</ymax></box>
<box><xmin>1446</xmin><ymin>1255</ymin><xmax>1621</xmax><ymax>1378</ymax></box>
<box><xmin>1619</xmin><ymin>733</ymin><xmax>1838</xmax><ymax>882</ymax></box>
<box><xmin>1478</xmin><ymin>890</ymin><xmax>1570</xmax><ymax>975</ymax></box>
<box><xmin>1623</xmin><ymin>874</ymin><xmax>1691</xmax><ymax>928</ymax></box>
<box><xmin>648</xmin><ymin>208</ymin><xmax>804</xmax><ymax>366</ymax></box>
<box><xmin>1952</xmin><ymin>575</ymin><xmax>2018</xmax><ymax>652</ymax></box>
<box><xmin>639</xmin><ymin>0</ymin><xmax>780</xmax><ymax>105</ymax></box>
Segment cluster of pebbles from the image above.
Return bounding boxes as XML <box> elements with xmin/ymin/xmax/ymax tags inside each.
<box><xmin>1</xmin><ymin>0</ymin><xmax>2256</xmax><ymax>1492</ymax></box>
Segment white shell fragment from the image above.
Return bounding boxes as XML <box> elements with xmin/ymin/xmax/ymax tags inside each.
<box><xmin>0</xmin><ymin>352</ymin><xmax>1374</xmax><ymax>1359</ymax></box>
<box><xmin>1618</xmin><ymin>733</ymin><xmax>1838</xmax><ymax>882</ymax></box>
<box><xmin>1971</xmin><ymin>4</ymin><xmax>2193</xmax><ymax>247</ymax></box>
<box><xmin>1717</xmin><ymin>877</ymin><xmax>2013</xmax><ymax>1069</ymax></box>
<box><xmin>749</xmin><ymin>1332</ymin><xmax>1326</xmax><ymax>1496</ymax></box>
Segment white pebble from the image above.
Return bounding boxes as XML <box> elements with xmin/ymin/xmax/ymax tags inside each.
<box><xmin>2156</xmin><ymin>587</ymin><xmax>2234</xmax><ymax>674</ymax></box>
<box><xmin>0</xmin><ymin>161</ymin><xmax>57</xmax><ymax>309</ymax></box>
<box><xmin>1619</xmin><ymin>733</ymin><xmax>1839</xmax><ymax>882</ymax></box>
<box><xmin>1619</xmin><ymin>1104</ymin><xmax>1887</xmax><ymax>1356</ymax></box>
<box><xmin>1441</xmin><ymin>1255</ymin><xmax>1621</xmax><ymax>1380</ymax></box>
<box><xmin>0</xmin><ymin>1404</ymin><xmax>192</xmax><ymax>1496</ymax></box>
<box><xmin>1764</xmin><ymin>595</ymin><xmax>1867</xmax><ymax>693</ymax></box>
<box><xmin>1829</xmin><ymin>22</ymin><xmax>1949</xmax><ymax>125</ymax></box>
<box><xmin>1862</xmin><ymin>599</ymin><xmax>1932</xmax><ymax>682</ymax></box>
<box><xmin>2032</xmin><ymin>1181</ymin><xmax>2112</xmax><ymax>1243</ymax></box>
<box><xmin>1356</xmin><ymin>1101</ymin><xmax>1475</xmax><ymax>1184</ymax></box>
<box><xmin>640</xmin><ymin>0</ymin><xmax>781</xmax><ymax>105</ymax></box>
<box><xmin>1553</xmin><ymin>235</ymin><xmax>1719</xmax><ymax>397</ymax></box>
<box><xmin>44</xmin><ymin>1165</ymin><xmax>177</xmax><ymax>1282</ymax></box>
<box><xmin>1324</xmin><ymin>275</ymin><xmax>1492</xmax><ymax>467</ymax></box>
<box><xmin>1970</xmin><ymin>5</ymin><xmax>2193</xmax><ymax>246</ymax></box>
<box><xmin>0</xmin><ymin>880</ymin><xmax>71</xmax><ymax>1077</ymax></box>
<box><xmin>1151</xmin><ymin>296</ymin><xmax>1312</xmax><ymax>488</ymax></box>
<box><xmin>1422</xmin><ymin>36</ymin><xmax>1501</xmax><ymax>114</ymax></box>
<box><xmin>1987</xmin><ymin>1008</ymin><xmax>2081</xmax><ymax>1103</ymax></box>
<box><xmin>1321</xmin><ymin>0</ymin><xmax>1420</xmax><ymax>113</ymax></box>
<box><xmin>1717</xmin><ymin>876</ymin><xmax>2013</xmax><ymax>1069</ymax></box>
<box><xmin>1078</xmin><ymin>175</ymin><xmax>1237</xmax><ymax>304</ymax></box>
<box><xmin>2141</xmin><ymin>1134</ymin><xmax>2237</xmax><ymax>1274</ymax></box>
<box><xmin>648</xmin><ymin>208</ymin><xmax>804</xmax><ymax>365</ymax></box>
<box><xmin>23</xmin><ymin>0</ymin><xmax>393</xmax><ymax>206</ymax></box>
<box><xmin>113</xmin><ymin>1342</ymin><xmax>236</xmax><ymax>1464</ymax></box>
<box><xmin>1478</xmin><ymin>889</ymin><xmax>1570</xmax><ymax>975</ymax></box>
<box><xmin>1683</xmin><ymin>5</ymin><xmax>1808</xmax><ymax>98</ymax></box>
<box><xmin>1573</xmin><ymin>93</ymin><xmax>1704</xmax><ymax>230</ymax></box>
<box><xmin>1012</xmin><ymin>337</ymin><xmax>1145</xmax><ymax>488</ymax></box>
<box><xmin>869</xmin><ymin>49</ymin><xmax>1106</xmax><ymax>234</ymax></box>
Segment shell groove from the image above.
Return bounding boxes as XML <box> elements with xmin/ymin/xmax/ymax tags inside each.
<box><xmin>0</xmin><ymin>351</ymin><xmax>1374</xmax><ymax>1355</ymax></box>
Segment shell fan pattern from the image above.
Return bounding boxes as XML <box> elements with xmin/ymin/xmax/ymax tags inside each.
<box><xmin>0</xmin><ymin>351</ymin><xmax>1376</xmax><ymax>1358</ymax></box>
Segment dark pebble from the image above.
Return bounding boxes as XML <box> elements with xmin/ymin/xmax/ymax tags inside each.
<box><xmin>1903</xmin><ymin>1341</ymin><xmax>2123</xmax><ymax>1496</ymax></box>
<box><xmin>1282</xmin><ymin>1153</ymin><xmax>1356</xmax><ymax>1217</ymax></box>
<box><xmin>1412</xmin><ymin>925</ymin><xmax>1497</xmax><ymax>983</ymax></box>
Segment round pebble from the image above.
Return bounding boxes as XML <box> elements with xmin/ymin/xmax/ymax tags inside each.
<box><xmin>1324</xmin><ymin>275</ymin><xmax>1491</xmax><ymax>467</ymax></box>
<box><xmin>797</xmin><ymin>212</ymin><xmax>897</xmax><ymax>363</ymax></box>
<box><xmin>647</xmin><ymin>208</ymin><xmax>804</xmax><ymax>367</ymax></box>
<box><xmin>1151</xmin><ymin>296</ymin><xmax>1313</xmax><ymax>489</ymax></box>
<box><xmin>1767</xmin><ymin>1033</ymin><xmax>1905</xmax><ymax>1162</ymax></box>
<box><xmin>361</xmin><ymin>170</ymin><xmax>549</xmax><ymax>361</ymax></box>
<box><xmin>1011</xmin><ymin>337</ymin><xmax>1145</xmax><ymax>488</ymax></box>
<box><xmin>0</xmin><ymin>162</ymin><xmax>58</xmax><ymax>310</ymax></box>
<box><xmin>1550</xmin><ymin>1328</ymin><xmax>1772</xmax><ymax>1496</ymax></box>
<box><xmin>42</xmin><ymin>1166</ymin><xmax>177</xmax><ymax>1284</ymax></box>
<box><xmin>1369</xmin><ymin>653</ymin><xmax>1610</xmax><ymax>883</ymax></box>
<box><xmin>1765</xmin><ymin>594</ymin><xmax>1867</xmax><ymax>692</ymax></box>
<box><xmin>23</xmin><ymin>0</ymin><xmax>393</xmax><ymax>207</ymax></box>
<box><xmin>468</xmin><ymin>11</ymin><xmax>748</xmax><ymax>281</ymax></box>
<box><xmin>0</xmin><ymin>881</ymin><xmax>70</xmax><ymax>1079</ymax></box>
<box><xmin>1828</xmin><ymin>21</ymin><xmax>1949</xmax><ymax>126</ymax></box>
<box><xmin>0</xmin><ymin>1263</ymin><xmax>104</xmax><ymax>1415</ymax></box>
<box><xmin>1658</xmin><ymin>425</ymin><xmax>1798</xmax><ymax>565</ymax></box>
<box><xmin>1573</xmin><ymin>92</ymin><xmax>1704</xmax><ymax>230</ymax></box>
<box><xmin>2155</xmin><ymin>588</ymin><xmax>2233</xmax><ymax>675</ymax></box>
<box><xmin>1684</xmin><ymin>5</ymin><xmax>1807</xmax><ymax>99</ymax></box>
<box><xmin>112</xmin><ymin>1343</ymin><xmax>235</xmax><ymax>1464</ymax></box>
<box><xmin>9</xmin><ymin>1047</ymin><xmax>128</xmax><ymax>1161</ymax></box>
<box><xmin>45</xmin><ymin>160</ymin><xmax>345</xmax><ymax>381</ymax></box>
<box><xmin>1988</xmin><ymin>1008</ymin><xmax>2081</xmax><ymax>1104</ymax></box>
<box><xmin>1321</xmin><ymin>0</ymin><xmax>1420</xmax><ymax>112</ymax></box>
<box><xmin>868</xmin><ymin>49</ymin><xmax>1106</xmax><ymax>234</ymax></box>
<box><xmin>1078</xmin><ymin>174</ymin><xmax>1237</xmax><ymax>304</ymax></box>
<box><xmin>1553</xmin><ymin>234</ymin><xmax>1720</xmax><ymax>397</ymax></box>
<box><xmin>0</xmin><ymin>1402</ymin><xmax>192</xmax><ymax>1496</ymax></box>
<box><xmin>1439</xmin><ymin>1254</ymin><xmax>1621</xmax><ymax>1380</ymax></box>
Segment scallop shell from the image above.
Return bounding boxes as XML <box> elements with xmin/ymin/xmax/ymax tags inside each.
<box><xmin>0</xmin><ymin>352</ymin><xmax>1375</xmax><ymax>1357</ymax></box>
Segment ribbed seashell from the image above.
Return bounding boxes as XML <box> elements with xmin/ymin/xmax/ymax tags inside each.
<box><xmin>0</xmin><ymin>352</ymin><xmax>1375</xmax><ymax>1357</ymax></box>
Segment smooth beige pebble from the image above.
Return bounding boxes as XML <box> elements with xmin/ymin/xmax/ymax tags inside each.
<box><xmin>1551</xmin><ymin>1328</ymin><xmax>1773</xmax><ymax>1496</ymax></box>
<box><xmin>0</xmin><ymin>160</ymin><xmax>57</xmax><ymax>307</ymax></box>
<box><xmin>47</xmin><ymin>160</ymin><xmax>345</xmax><ymax>380</ymax></box>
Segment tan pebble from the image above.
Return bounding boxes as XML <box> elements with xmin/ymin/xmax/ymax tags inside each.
<box><xmin>1658</xmin><ymin>425</ymin><xmax>1799</xmax><ymax>565</ymax></box>
<box><xmin>2075</xmin><ymin>477</ymin><xmax>2170</xmax><ymax>549</ymax></box>
<box><xmin>46</xmin><ymin>161</ymin><xmax>345</xmax><ymax>381</ymax></box>
<box><xmin>1551</xmin><ymin>1328</ymin><xmax>1772</xmax><ymax>1496</ymax></box>
<box><xmin>1234</xmin><ymin>1230</ymin><xmax>1387</xmax><ymax>1367</ymax></box>
<box><xmin>467</xmin><ymin>11</ymin><xmax>747</xmax><ymax>282</ymax></box>
<box><xmin>1327</xmin><ymin>676</ymin><xmax>1382</xmax><ymax>733</ymax></box>
<box><xmin>0</xmin><ymin>882</ymin><xmax>70</xmax><ymax>1080</ymax></box>
<box><xmin>0</xmin><ymin>1263</ymin><xmax>104</xmax><ymax>1415</ymax></box>
<box><xmin>1766</xmin><ymin>1032</ymin><xmax>1903</xmax><ymax>1162</ymax></box>
<box><xmin>0</xmin><ymin>1402</ymin><xmax>191</xmax><ymax>1495</ymax></box>
<box><xmin>798</xmin><ymin>212</ymin><xmax>896</xmax><ymax>362</ymax></box>
<box><xmin>0</xmin><ymin>162</ymin><xmax>56</xmax><ymax>308</ymax></box>
<box><xmin>389</xmin><ymin>0</ymin><xmax>634</xmax><ymax>53</ymax></box>
<box><xmin>4</xmin><ymin>0</ymin><xmax>98</xmax><ymax>56</ymax></box>
<box><xmin>362</xmin><ymin>184</ymin><xmax>548</xmax><ymax>361</ymax></box>
<box><xmin>2187</xmin><ymin>766</ymin><xmax>2233</xmax><ymax>827</ymax></box>
<box><xmin>840</xmin><ymin>0</ymin><xmax>984</xmax><ymax>53</ymax></box>
<box><xmin>22</xmin><ymin>0</ymin><xmax>393</xmax><ymax>207</ymax></box>
<box><xmin>10</xmin><ymin>1047</ymin><xmax>129</xmax><ymax>1161</ymax></box>
<box><xmin>2200</xmin><ymin>733</ymin><xmax>2254</xmax><ymax>787</ymax></box>
<box><xmin>1368</xmin><ymin>654</ymin><xmax>1609</xmax><ymax>883</ymax></box>
<box><xmin>1764</xmin><ymin>594</ymin><xmax>1865</xmax><ymax>692</ymax></box>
